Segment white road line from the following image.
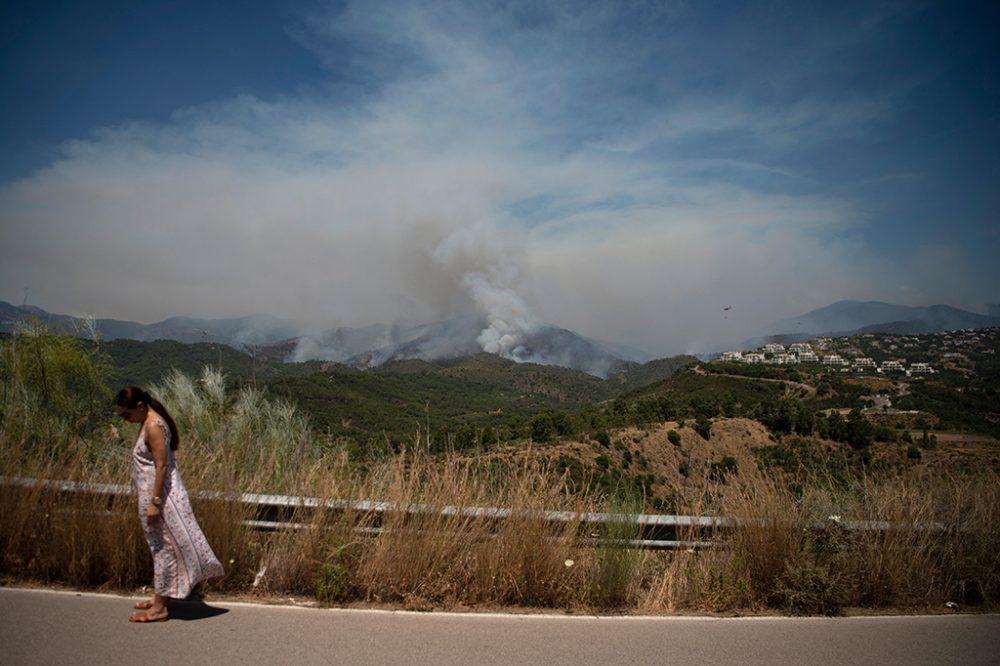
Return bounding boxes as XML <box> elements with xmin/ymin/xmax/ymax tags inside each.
<box><xmin>1</xmin><ymin>586</ymin><xmax>985</xmax><ymax>623</ymax></box>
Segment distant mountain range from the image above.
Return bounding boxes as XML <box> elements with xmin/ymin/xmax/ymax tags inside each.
<box><xmin>0</xmin><ymin>301</ymin><xmax>301</xmax><ymax>345</ymax></box>
<box><xmin>745</xmin><ymin>300</ymin><xmax>1000</xmax><ymax>348</ymax></box>
<box><xmin>0</xmin><ymin>301</ymin><xmax>648</xmax><ymax>378</ymax></box>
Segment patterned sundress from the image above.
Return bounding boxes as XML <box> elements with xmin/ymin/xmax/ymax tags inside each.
<box><xmin>131</xmin><ymin>417</ymin><xmax>224</xmax><ymax>598</ymax></box>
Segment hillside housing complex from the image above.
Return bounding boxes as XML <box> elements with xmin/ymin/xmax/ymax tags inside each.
<box><xmin>720</xmin><ymin>342</ymin><xmax>934</xmax><ymax>376</ymax></box>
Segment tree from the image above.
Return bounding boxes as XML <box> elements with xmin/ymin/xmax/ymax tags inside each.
<box><xmin>551</xmin><ymin>411</ymin><xmax>574</xmax><ymax>436</ymax></box>
<box><xmin>694</xmin><ymin>415</ymin><xmax>712</xmax><ymax>440</ymax></box>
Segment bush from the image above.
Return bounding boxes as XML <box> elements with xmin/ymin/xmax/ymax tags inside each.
<box><xmin>709</xmin><ymin>456</ymin><xmax>739</xmax><ymax>482</ymax></box>
<box><xmin>906</xmin><ymin>445</ymin><xmax>922</xmax><ymax>460</ymax></box>
<box><xmin>595</xmin><ymin>430</ymin><xmax>611</xmax><ymax>448</ymax></box>
<box><xmin>315</xmin><ymin>551</ymin><xmax>352</xmax><ymax>604</ymax></box>
<box><xmin>667</xmin><ymin>430</ymin><xmax>681</xmax><ymax>446</ymax></box>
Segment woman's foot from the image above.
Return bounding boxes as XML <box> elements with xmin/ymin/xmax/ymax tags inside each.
<box><xmin>133</xmin><ymin>598</ymin><xmax>155</xmax><ymax>610</ymax></box>
<box><xmin>129</xmin><ymin>609</ymin><xmax>168</xmax><ymax>622</ymax></box>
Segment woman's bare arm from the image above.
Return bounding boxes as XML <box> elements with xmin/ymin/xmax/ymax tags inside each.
<box><xmin>145</xmin><ymin>418</ymin><xmax>169</xmax><ymax>518</ymax></box>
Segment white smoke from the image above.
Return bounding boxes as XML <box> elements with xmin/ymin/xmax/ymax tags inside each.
<box><xmin>430</xmin><ymin>222</ymin><xmax>542</xmax><ymax>362</ymax></box>
<box><xmin>461</xmin><ymin>272</ymin><xmax>538</xmax><ymax>359</ymax></box>
<box><xmin>290</xmin><ymin>336</ymin><xmax>329</xmax><ymax>363</ymax></box>
<box><xmin>289</xmin><ymin>322</ymin><xmax>403</xmax><ymax>363</ymax></box>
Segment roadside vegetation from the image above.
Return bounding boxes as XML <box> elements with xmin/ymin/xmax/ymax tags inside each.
<box><xmin>2</xmin><ymin>325</ymin><xmax>999</xmax><ymax>614</ymax></box>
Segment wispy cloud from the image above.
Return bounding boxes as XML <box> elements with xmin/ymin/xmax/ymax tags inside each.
<box><xmin>0</xmin><ymin>0</ymin><xmax>989</xmax><ymax>354</ymax></box>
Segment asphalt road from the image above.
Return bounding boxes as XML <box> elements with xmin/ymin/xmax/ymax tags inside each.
<box><xmin>2</xmin><ymin>587</ymin><xmax>998</xmax><ymax>665</ymax></box>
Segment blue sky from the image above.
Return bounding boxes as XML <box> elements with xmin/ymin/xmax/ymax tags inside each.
<box><xmin>1</xmin><ymin>0</ymin><xmax>998</xmax><ymax>355</ymax></box>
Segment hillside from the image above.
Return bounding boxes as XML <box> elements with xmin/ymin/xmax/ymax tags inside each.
<box><xmin>267</xmin><ymin>354</ymin><xmax>618</xmax><ymax>443</ymax></box>
<box><xmin>102</xmin><ymin>338</ymin><xmax>326</xmax><ymax>388</ymax></box>
<box><xmin>607</xmin><ymin>355</ymin><xmax>697</xmax><ymax>391</ymax></box>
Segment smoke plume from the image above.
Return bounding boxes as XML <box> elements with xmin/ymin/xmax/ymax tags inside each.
<box><xmin>430</xmin><ymin>221</ymin><xmax>542</xmax><ymax>362</ymax></box>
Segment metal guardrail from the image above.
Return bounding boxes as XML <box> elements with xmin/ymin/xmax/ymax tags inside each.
<box><xmin>2</xmin><ymin>476</ymin><xmax>722</xmax><ymax>550</ymax></box>
<box><xmin>4</xmin><ymin>476</ymin><xmax>942</xmax><ymax>549</ymax></box>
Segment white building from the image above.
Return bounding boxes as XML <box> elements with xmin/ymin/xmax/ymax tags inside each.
<box><xmin>788</xmin><ymin>343</ymin><xmax>812</xmax><ymax>354</ymax></box>
<box><xmin>721</xmin><ymin>351</ymin><xmax>743</xmax><ymax>362</ymax></box>
<box><xmin>910</xmin><ymin>362</ymin><xmax>934</xmax><ymax>374</ymax></box>
<box><xmin>772</xmin><ymin>353</ymin><xmax>800</xmax><ymax>365</ymax></box>
<box><xmin>880</xmin><ymin>360</ymin><xmax>905</xmax><ymax>373</ymax></box>
<box><xmin>853</xmin><ymin>357</ymin><xmax>876</xmax><ymax>369</ymax></box>
<box><xmin>798</xmin><ymin>352</ymin><xmax>820</xmax><ymax>363</ymax></box>
<box><xmin>763</xmin><ymin>343</ymin><xmax>786</xmax><ymax>354</ymax></box>
<box><xmin>743</xmin><ymin>353</ymin><xmax>765</xmax><ymax>364</ymax></box>
<box><xmin>822</xmin><ymin>355</ymin><xmax>849</xmax><ymax>366</ymax></box>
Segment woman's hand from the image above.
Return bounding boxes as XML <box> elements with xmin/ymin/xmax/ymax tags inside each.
<box><xmin>146</xmin><ymin>504</ymin><xmax>161</xmax><ymax>522</ymax></box>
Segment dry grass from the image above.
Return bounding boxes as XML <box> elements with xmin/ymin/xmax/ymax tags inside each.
<box><xmin>2</xmin><ymin>363</ymin><xmax>999</xmax><ymax>613</ymax></box>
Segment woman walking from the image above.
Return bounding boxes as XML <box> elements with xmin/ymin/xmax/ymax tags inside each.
<box><xmin>116</xmin><ymin>386</ymin><xmax>224</xmax><ymax>622</ymax></box>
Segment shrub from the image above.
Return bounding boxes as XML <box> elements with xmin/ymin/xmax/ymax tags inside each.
<box><xmin>667</xmin><ymin>430</ymin><xmax>681</xmax><ymax>446</ymax></box>
<box><xmin>709</xmin><ymin>456</ymin><xmax>739</xmax><ymax>482</ymax></box>
<box><xmin>595</xmin><ymin>430</ymin><xmax>611</xmax><ymax>448</ymax></box>
<box><xmin>314</xmin><ymin>544</ymin><xmax>354</xmax><ymax>604</ymax></box>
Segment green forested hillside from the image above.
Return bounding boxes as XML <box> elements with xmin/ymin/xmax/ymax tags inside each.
<box><xmin>267</xmin><ymin>354</ymin><xmax>617</xmax><ymax>444</ymax></box>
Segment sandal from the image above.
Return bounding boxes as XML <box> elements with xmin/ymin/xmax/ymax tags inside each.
<box><xmin>129</xmin><ymin>610</ymin><xmax>169</xmax><ymax>623</ymax></box>
<box><xmin>133</xmin><ymin>599</ymin><xmax>154</xmax><ymax>610</ymax></box>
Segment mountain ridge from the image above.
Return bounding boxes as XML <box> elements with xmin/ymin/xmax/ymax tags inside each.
<box><xmin>0</xmin><ymin>301</ymin><xmax>646</xmax><ymax>377</ymax></box>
